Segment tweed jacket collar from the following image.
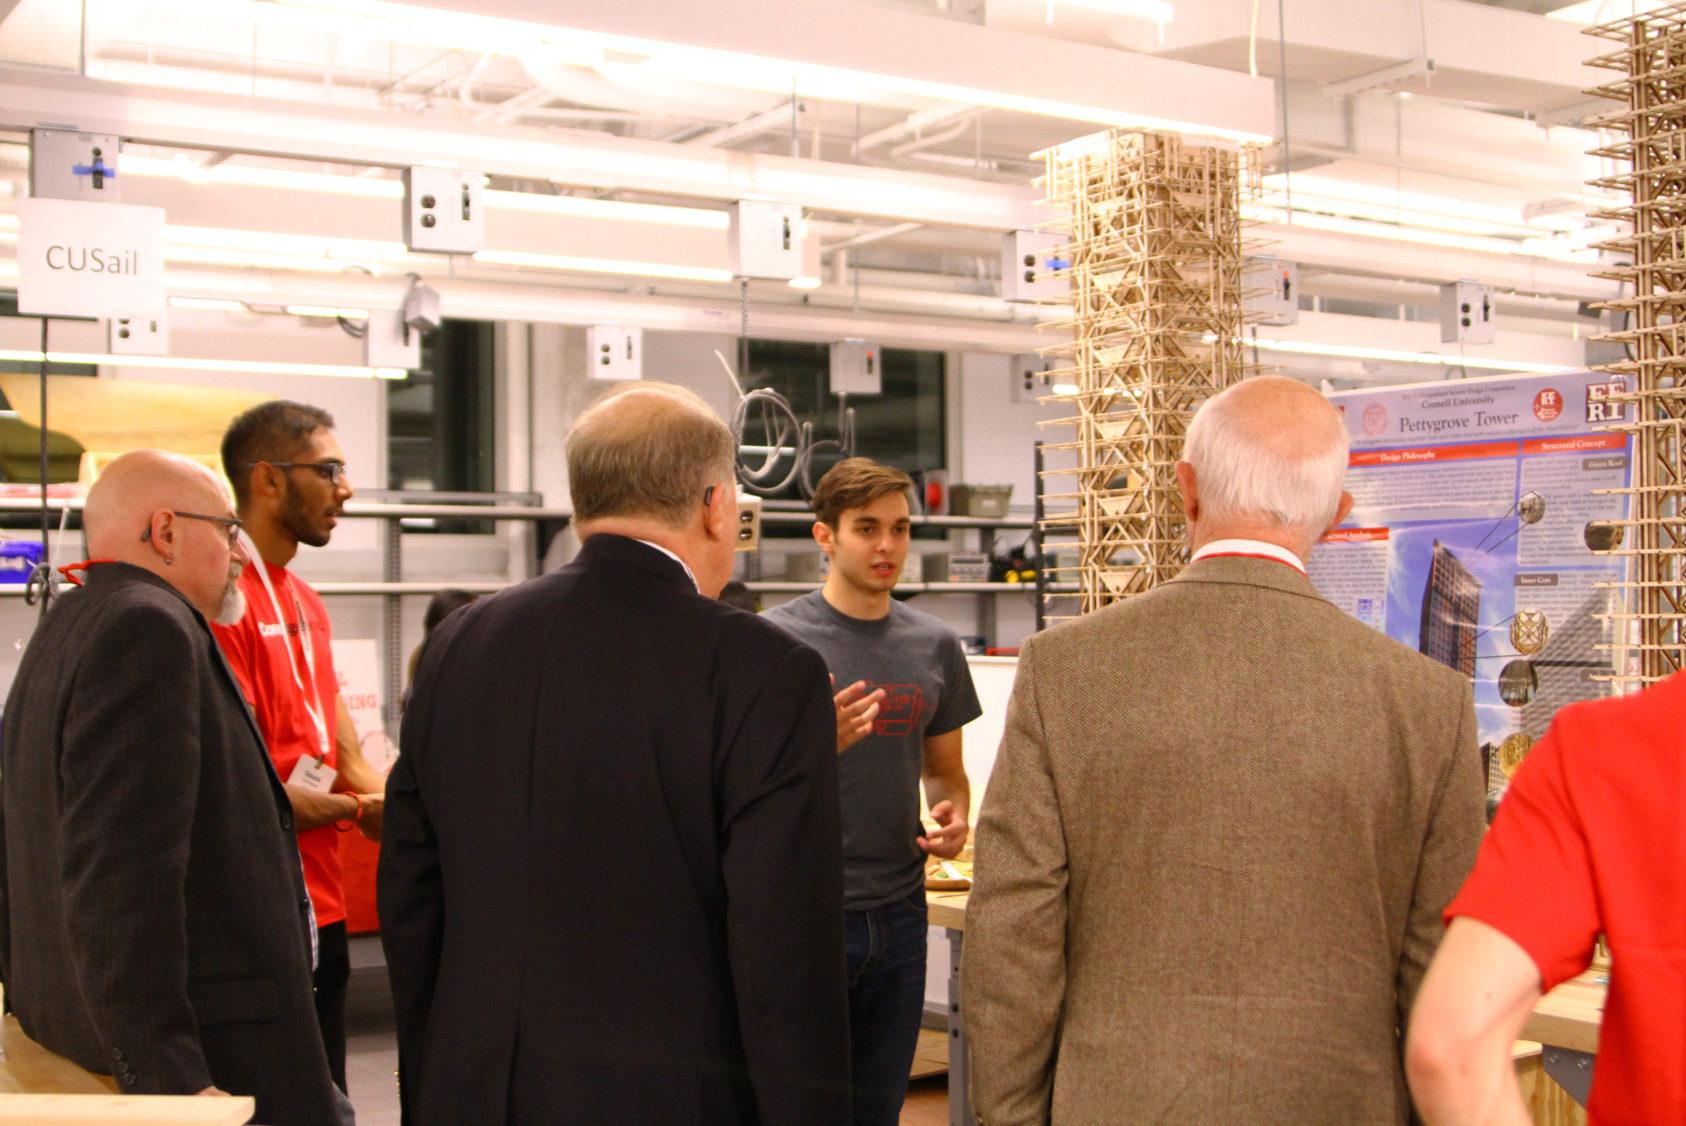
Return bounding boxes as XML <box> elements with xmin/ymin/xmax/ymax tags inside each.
<box><xmin>1169</xmin><ymin>552</ymin><xmax>1328</xmax><ymax>603</ymax></box>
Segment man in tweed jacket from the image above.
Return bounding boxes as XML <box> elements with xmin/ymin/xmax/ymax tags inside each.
<box><xmin>964</xmin><ymin>377</ymin><xmax>1485</xmax><ymax>1124</ymax></box>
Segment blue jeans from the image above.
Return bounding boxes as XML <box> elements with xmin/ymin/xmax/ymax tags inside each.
<box><xmin>844</xmin><ymin>887</ymin><xmax>929</xmax><ymax>1126</ymax></box>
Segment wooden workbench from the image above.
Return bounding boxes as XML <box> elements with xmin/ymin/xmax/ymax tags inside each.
<box><xmin>929</xmin><ymin>889</ymin><xmax>1605</xmax><ymax>1125</ymax></box>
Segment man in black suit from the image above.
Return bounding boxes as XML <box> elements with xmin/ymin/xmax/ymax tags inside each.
<box><xmin>0</xmin><ymin>450</ymin><xmax>343</xmax><ymax>1124</ymax></box>
<box><xmin>381</xmin><ymin>383</ymin><xmax>850</xmax><ymax>1124</ymax></box>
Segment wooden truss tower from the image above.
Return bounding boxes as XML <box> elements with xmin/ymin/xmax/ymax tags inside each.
<box><xmin>1037</xmin><ymin>130</ymin><xmax>1260</xmax><ymax>617</ymax></box>
<box><xmin>1586</xmin><ymin>4</ymin><xmax>1686</xmax><ymax>686</ymax></box>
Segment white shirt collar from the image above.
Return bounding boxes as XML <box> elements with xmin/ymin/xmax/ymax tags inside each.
<box><xmin>632</xmin><ymin>538</ymin><xmax>700</xmax><ymax>592</ymax></box>
<box><xmin>1190</xmin><ymin>538</ymin><xmax>1307</xmax><ymax>575</ymax></box>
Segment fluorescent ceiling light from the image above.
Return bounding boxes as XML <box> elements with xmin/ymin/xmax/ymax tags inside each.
<box><xmin>787</xmin><ymin>276</ymin><xmax>823</xmax><ymax>290</ymax></box>
<box><xmin>1262</xmin><ymin>174</ymin><xmax>1591</xmax><ymax>235</ymax></box>
<box><xmin>3</xmin><ymin>208</ymin><xmax>729</xmax><ymax>285</ymax></box>
<box><xmin>125</xmin><ymin>154</ymin><xmax>732</xmax><ymax>229</ymax></box>
<box><xmin>260</xmin><ymin>0</ymin><xmax>1269</xmax><ymax>143</ymax></box>
<box><xmin>168</xmin><ymin>296</ymin><xmax>246</xmax><ymax>311</ymax></box>
<box><xmin>123</xmin><ymin>154</ymin><xmax>403</xmax><ymax>199</ymax></box>
<box><xmin>160</xmin><ymin>245</ymin><xmax>396</xmax><ymax>274</ymax></box>
<box><xmin>285</xmin><ymin>304</ymin><xmax>371</xmax><ymax>318</ymax></box>
<box><xmin>489</xmin><ymin>192</ymin><xmax>729</xmax><ymax>229</ymax></box>
<box><xmin>1260</xmin><ymin>191</ymin><xmax>1540</xmax><ymax>240</ymax></box>
<box><xmin>1244</xmin><ymin>336</ymin><xmax>1576</xmax><ymax>375</ymax></box>
<box><xmin>0</xmin><ymin>349</ymin><xmax>406</xmax><ymax>380</ymax></box>
<box><xmin>1051</xmin><ymin>382</ymin><xmax>1080</xmax><ymax>395</ymax></box>
<box><xmin>1241</xmin><ymin>204</ymin><xmax>1597</xmax><ymax>262</ymax></box>
<box><xmin>165</xmin><ymin>224</ymin><xmax>410</xmax><ymax>262</ymax></box>
<box><xmin>473</xmin><ymin>249</ymin><xmax>735</xmax><ymax>283</ymax></box>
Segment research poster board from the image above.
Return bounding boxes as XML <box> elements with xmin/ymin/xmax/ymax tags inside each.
<box><xmin>1309</xmin><ymin>371</ymin><xmax>1631</xmax><ymax>776</ymax></box>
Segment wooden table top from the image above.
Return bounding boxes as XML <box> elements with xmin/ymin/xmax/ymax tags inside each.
<box><xmin>0</xmin><ymin>1013</ymin><xmax>253</xmax><ymax>1123</ymax></box>
<box><xmin>928</xmin><ymin>889</ymin><xmax>1606</xmax><ymax>1053</ymax></box>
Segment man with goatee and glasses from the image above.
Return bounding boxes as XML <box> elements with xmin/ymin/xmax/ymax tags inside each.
<box><xmin>0</xmin><ymin>449</ymin><xmax>344</xmax><ymax>1124</ymax></box>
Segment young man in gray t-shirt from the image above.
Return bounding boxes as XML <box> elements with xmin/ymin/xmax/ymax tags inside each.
<box><xmin>764</xmin><ymin>458</ymin><xmax>979</xmax><ymax>1126</ymax></box>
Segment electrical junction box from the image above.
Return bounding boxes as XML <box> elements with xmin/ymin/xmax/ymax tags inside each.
<box><xmin>29</xmin><ymin>129</ymin><xmax>121</xmax><ymax>202</ymax></box>
<box><xmin>402</xmin><ymin>166</ymin><xmax>484</xmax><ymax>254</ymax></box>
<box><xmin>1244</xmin><ymin>256</ymin><xmax>1299</xmax><ymax>326</ymax></box>
<box><xmin>829</xmin><ymin>338</ymin><xmax>881</xmax><ymax>395</ymax></box>
<box><xmin>1001</xmin><ymin>229</ymin><xmax>1068</xmax><ymax>303</ymax></box>
<box><xmin>735</xmin><ymin>493</ymin><xmax>762</xmax><ymax>552</ymax></box>
<box><xmin>587</xmin><ymin>325</ymin><xmax>642</xmax><ymax>381</ymax></box>
<box><xmin>1440</xmin><ymin>279</ymin><xmax>1496</xmax><ymax>345</ymax></box>
<box><xmin>107</xmin><ymin>313</ymin><xmax>167</xmax><ymax>355</ymax></box>
<box><xmin>363</xmin><ymin>309</ymin><xmax>422</xmax><ymax>370</ymax></box>
<box><xmin>1011</xmin><ymin>353</ymin><xmax>1055</xmax><ymax>403</ymax></box>
<box><xmin>728</xmin><ymin>200</ymin><xmax>802</xmax><ymax>280</ymax></box>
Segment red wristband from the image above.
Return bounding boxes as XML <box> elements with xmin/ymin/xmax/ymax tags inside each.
<box><xmin>333</xmin><ymin>792</ymin><xmax>363</xmax><ymax>832</ymax></box>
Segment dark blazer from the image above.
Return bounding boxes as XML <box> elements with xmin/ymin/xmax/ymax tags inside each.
<box><xmin>381</xmin><ymin>534</ymin><xmax>850</xmax><ymax>1125</ymax></box>
<box><xmin>0</xmin><ymin>563</ymin><xmax>340</xmax><ymax>1124</ymax></box>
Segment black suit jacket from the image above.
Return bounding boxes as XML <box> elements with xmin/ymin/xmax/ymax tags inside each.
<box><xmin>380</xmin><ymin>534</ymin><xmax>850</xmax><ymax>1124</ymax></box>
<box><xmin>0</xmin><ymin>564</ymin><xmax>340</xmax><ymax>1124</ymax></box>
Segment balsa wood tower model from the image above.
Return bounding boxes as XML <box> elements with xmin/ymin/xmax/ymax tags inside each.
<box><xmin>1037</xmin><ymin>130</ymin><xmax>1259</xmax><ymax>618</ymax></box>
<box><xmin>1587</xmin><ymin>5</ymin><xmax>1686</xmax><ymax>686</ymax></box>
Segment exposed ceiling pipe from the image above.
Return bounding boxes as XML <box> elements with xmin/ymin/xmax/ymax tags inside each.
<box><xmin>474</xmin><ymin>83</ymin><xmax>556</xmax><ymax>123</ymax></box>
<box><xmin>888</xmin><ymin>117</ymin><xmax>976</xmax><ymax>161</ymax></box>
<box><xmin>822</xmin><ymin>222</ymin><xmax>923</xmax><ymax>252</ymax></box>
<box><xmin>853</xmin><ymin>104</ymin><xmax>980</xmax><ymax>155</ymax></box>
<box><xmin>686</xmin><ymin>100</ymin><xmax>800</xmax><ymax>147</ymax></box>
<box><xmin>514</xmin><ymin>53</ymin><xmax>756</xmax><ymax>121</ymax></box>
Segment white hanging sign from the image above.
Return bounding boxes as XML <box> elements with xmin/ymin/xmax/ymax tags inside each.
<box><xmin>331</xmin><ymin>637</ymin><xmax>398</xmax><ymax>775</ymax></box>
<box><xmin>17</xmin><ymin>197</ymin><xmax>165</xmax><ymax>319</ymax></box>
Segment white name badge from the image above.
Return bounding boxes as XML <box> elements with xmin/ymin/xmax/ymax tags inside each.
<box><xmin>17</xmin><ymin>198</ymin><xmax>165</xmax><ymax>318</ymax></box>
<box><xmin>287</xmin><ymin>755</ymin><xmax>337</xmax><ymax>794</ymax></box>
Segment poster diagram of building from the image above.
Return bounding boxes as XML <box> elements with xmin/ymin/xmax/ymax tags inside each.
<box><xmin>1420</xmin><ymin>541</ymin><xmax>1482</xmax><ymax>678</ymax></box>
<box><xmin>1309</xmin><ymin>371</ymin><xmax>1633</xmax><ymax>774</ymax></box>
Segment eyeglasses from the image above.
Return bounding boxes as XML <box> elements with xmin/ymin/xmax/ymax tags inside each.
<box><xmin>141</xmin><ymin>511</ymin><xmax>245</xmax><ymax>548</ymax></box>
<box><xmin>252</xmin><ymin>460</ymin><xmax>349</xmax><ymax>485</ymax></box>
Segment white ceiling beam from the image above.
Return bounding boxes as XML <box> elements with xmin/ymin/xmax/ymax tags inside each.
<box><xmin>1133</xmin><ymin>0</ymin><xmax>1601</xmax><ymax>113</ymax></box>
<box><xmin>0</xmin><ymin>68</ymin><xmax>1043</xmax><ymax>230</ymax></box>
<box><xmin>146</xmin><ymin>266</ymin><xmax>1050</xmax><ymax>354</ymax></box>
<box><xmin>1258</xmin><ymin>221</ymin><xmax>1614</xmax><ymax>303</ymax></box>
<box><xmin>1253</xmin><ymin>308</ymin><xmax>1586</xmax><ymax>372</ymax></box>
<box><xmin>391</xmin><ymin>0</ymin><xmax>1275</xmax><ymax>140</ymax></box>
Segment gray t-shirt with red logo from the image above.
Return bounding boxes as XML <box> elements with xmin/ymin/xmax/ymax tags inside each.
<box><xmin>763</xmin><ymin>591</ymin><xmax>981</xmax><ymax>909</ymax></box>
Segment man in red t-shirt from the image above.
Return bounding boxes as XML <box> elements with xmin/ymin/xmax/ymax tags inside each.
<box><xmin>1406</xmin><ymin>671</ymin><xmax>1685</xmax><ymax>1123</ymax></box>
<box><xmin>213</xmin><ymin>400</ymin><xmax>387</xmax><ymax>1096</ymax></box>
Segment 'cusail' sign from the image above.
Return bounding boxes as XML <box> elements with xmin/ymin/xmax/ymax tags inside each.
<box><xmin>18</xmin><ymin>197</ymin><xmax>165</xmax><ymax>319</ymax></box>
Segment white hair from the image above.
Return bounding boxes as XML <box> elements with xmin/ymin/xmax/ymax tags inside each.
<box><xmin>1182</xmin><ymin>380</ymin><xmax>1349</xmax><ymax>531</ymax></box>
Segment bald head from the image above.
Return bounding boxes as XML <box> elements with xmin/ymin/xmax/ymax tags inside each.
<box><xmin>566</xmin><ymin>382</ymin><xmax>735</xmax><ymax>527</ymax></box>
<box><xmin>84</xmin><ymin>450</ymin><xmax>248</xmax><ymax>623</ymax></box>
<box><xmin>1181</xmin><ymin>376</ymin><xmax>1350</xmax><ymax>542</ymax></box>
<box><xmin>85</xmin><ymin>451</ymin><xmax>227</xmax><ymax>558</ymax></box>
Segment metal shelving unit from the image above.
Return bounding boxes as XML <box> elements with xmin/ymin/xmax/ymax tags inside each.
<box><xmin>0</xmin><ymin>492</ymin><xmax>568</xmax><ymax>736</ymax></box>
<box><xmin>747</xmin><ymin>501</ymin><xmax>1043</xmax><ymax>648</ymax></box>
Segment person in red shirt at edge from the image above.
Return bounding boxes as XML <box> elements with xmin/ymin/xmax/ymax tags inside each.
<box><xmin>1406</xmin><ymin>671</ymin><xmax>1685</xmax><ymax>1124</ymax></box>
<box><xmin>212</xmin><ymin>400</ymin><xmax>387</xmax><ymax>1097</ymax></box>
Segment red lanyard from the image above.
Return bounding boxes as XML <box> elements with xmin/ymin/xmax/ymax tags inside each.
<box><xmin>56</xmin><ymin>559</ymin><xmax>118</xmax><ymax>587</ymax></box>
